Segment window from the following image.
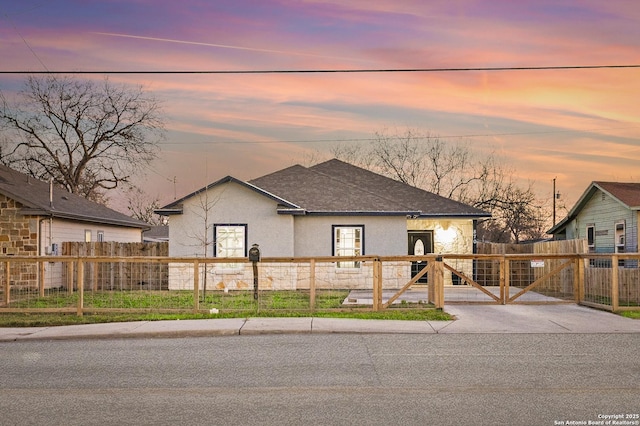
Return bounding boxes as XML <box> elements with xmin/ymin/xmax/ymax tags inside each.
<box><xmin>97</xmin><ymin>231</ymin><xmax>104</xmax><ymax>242</ymax></box>
<box><xmin>586</xmin><ymin>225</ymin><xmax>595</xmax><ymax>252</ymax></box>
<box><xmin>615</xmin><ymin>221</ymin><xmax>625</xmax><ymax>265</ymax></box>
<box><xmin>84</xmin><ymin>230</ymin><xmax>92</xmax><ymax>242</ymax></box>
<box><xmin>615</xmin><ymin>221</ymin><xmax>625</xmax><ymax>253</ymax></box>
<box><xmin>214</xmin><ymin>225</ymin><xmax>247</xmax><ymax>269</ymax></box>
<box><xmin>333</xmin><ymin>225</ymin><xmax>364</xmax><ymax>268</ymax></box>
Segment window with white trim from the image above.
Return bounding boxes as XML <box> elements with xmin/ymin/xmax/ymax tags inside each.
<box><xmin>214</xmin><ymin>224</ymin><xmax>247</xmax><ymax>269</ymax></box>
<box><xmin>615</xmin><ymin>220</ymin><xmax>625</xmax><ymax>253</ymax></box>
<box><xmin>333</xmin><ymin>225</ymin><xmax>363</xmax><ymax>268</ymax></box>
<box><xmin>97</xmin><ymin>231</ymin><xmax>104</xmax><ymax>242</ymax></box>
<box><xmin>84</xmin><ymin>230</ymin><xmax>92</xmax><ymax>242</ymax></box>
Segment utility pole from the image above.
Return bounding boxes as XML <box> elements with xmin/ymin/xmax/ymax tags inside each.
<box><xmin>552</xmin><ymin>177</ymin><xmax>560</xmax><ymax>226</ymax></box>
<box><xmin>553</xmin><ymin>178</ymin><xmax>556</xmax><ymax>226</ymax></box>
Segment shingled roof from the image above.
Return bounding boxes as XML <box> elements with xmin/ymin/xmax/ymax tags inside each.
<box><xmin>248</xmin><ymin>159</ymin><xmax>489</xmax><ymax>217</ymax></box>
<box><xmin>0</xmin><ymin>165</ymin><xmax>149</xmax><ymax>229</ymax></box>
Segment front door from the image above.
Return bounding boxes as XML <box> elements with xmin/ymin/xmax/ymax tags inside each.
<box><xmin>408</xmin><ymin>231</ymin><xmax>433</xmax><ymax>283</ymax></box>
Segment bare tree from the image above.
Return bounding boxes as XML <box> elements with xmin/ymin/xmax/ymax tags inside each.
<box><xmin>125</xmin><ymin>185</ymin><xmax>166</xmax><ymax>226</ymax></box>
<box><xmin>180</xmin><ymin>184</ymin><xmax>223</xmax><ymax>301</ymax></box>
<box><xmin>332</xmin><ymin>128</ymin><xmax>548</xmax><ymax>243</ymax></box>
<box><xmin>0</xmin><ymin>75</ymin><xmax>164</xmax><ymax>202</ymax></box>
<box><xmin>489</xmin><ymin>184</ymin><xmax>549</xmax><ymax>243</ymax></box>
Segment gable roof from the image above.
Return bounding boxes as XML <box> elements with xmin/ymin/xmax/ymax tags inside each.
<box><xmin>548</xmin><ymin>181</ymin><xmax>640</xmax><ymax>234</ymax></box>
<box><xmin>156</xmin><ymin>175</ymin><xmax>301</xmax><ymax>214</ymax></box>
<box><xmin>160</xmin><ymin>159</ymin><xmax>490</xmax><ymax>218</ymax></box>
<box><xmin>594</xmin><ymin>182</ymin><xmax>640</xmax><ymax>209</ymax></box>
<box><xmin>0</xmin><ymin>165</ymin><xmax>149</xmax><ymax>229</ymax></box>
<box><xmin>307</xmin><ymin>159</ymin><xmax>489</xmax><ymax>217</ymax></box>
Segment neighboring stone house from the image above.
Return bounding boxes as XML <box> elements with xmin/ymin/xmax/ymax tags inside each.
<box><xmin>0</xmin><ymin>165</ymin><xmax>149</xmax><ymax>288</ymax></box>
<box><xmin>157</xmin><ymin>159</ymin><xmax>490</xmax><ymax>290</ymax></box>
<box><xmin>548</xmin><ymin>181</ymin><xmax>640</xmax><ymax>255</ymax></box>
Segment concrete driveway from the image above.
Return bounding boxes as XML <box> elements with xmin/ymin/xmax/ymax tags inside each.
<box><xmin>345</xmin><ymin>286</ymin><xmax>639</xmax><ymax>334</ymax></box>
<box><xmin>437</xmin><ymin>303</ymin><xmax>639</xmax><ymax>333</ymax></box>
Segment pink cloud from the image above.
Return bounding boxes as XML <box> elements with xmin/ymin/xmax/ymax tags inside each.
<box><xmin>1</xmin><ymin>0</ymin><xmax>639</xmax><ymax>213</ymax></box>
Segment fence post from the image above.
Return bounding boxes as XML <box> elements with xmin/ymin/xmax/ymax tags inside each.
<box><xmin>39</xmin><ymin>260</ymin><xmax>45</xmax><ymax>297</ymax></box>
<box><xmin>372</xmin><ymin>258</ymin><xmax>382</xmax><ymax>311</ymax></box>
<box><xmin>4</xmin><ymin>260</ymin><xmax>10</xmax><ymax>305</ymax></box>
<box><xmin>433</xmin><ymin>257</ymin><xmax>444</xmax><ymax>309</ymax></box>
<box><xmin>76</xmin><ymin>259</ymin><xmax>84</xmax><ymax>317</ymax></box>
<box><xmin>504</xmin><ymin>257</ymin><xmax>510</xmax><ymax>304</ymax></box>
<box><xmin>309</xmin><ymin>259</ymin><xmax>316</xmax><ymax>311</ymax></box>
<box><xmin>428</xmin><ymin>261</ymin><xmax>434</xmax><ymax>305</ymax></box>
<box><xmin>611</xmin><ymin>255</ymin><xmax>619</xmax><ymax>312</ymax></box>
<box><xmin>499</xmin><ymin>256</ymin><xmax>508</xmax><ymax>304</ymax></box>
<box><xmin>573</xmin><ymin>257</ymin><xmax>582</xmax><ymax>303</ymax></box>
<box><xmin>193</xmin><ymin>260</ymin><xmax>200</xmax><ymax>312</ymax></box>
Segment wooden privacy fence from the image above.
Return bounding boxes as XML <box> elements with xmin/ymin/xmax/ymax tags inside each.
<box><xmin>1</xmin><ymin>253</ymin><xmax>639</xmax><ymax>315</ymax></box>
<box><xmin>62</xmin><ymin>242</ymin><xmax>169</xmax><ymax>291</ymax></box>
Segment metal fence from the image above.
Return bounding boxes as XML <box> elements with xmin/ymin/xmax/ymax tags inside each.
<box><xmin>1</xmin><ymin>253</ymin><xmax>638</xmax><ymax>315</ymax></box>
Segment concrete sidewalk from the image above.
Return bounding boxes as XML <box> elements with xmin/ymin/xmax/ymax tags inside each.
<box><xmin>0</xmin><ymin>304</ymin><xmax>637</xmax><ymax>342</ymax></box>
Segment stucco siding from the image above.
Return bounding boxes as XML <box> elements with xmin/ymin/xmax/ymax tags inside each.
<box><xmin>293</xmin><ymin>215</ymin><xmax>407</xmax><ymax>257</ymax></box>
<box><xmin>168</xmin><ymin>181</ymin><xmax>294</xmax><ymax>258</ymax></box>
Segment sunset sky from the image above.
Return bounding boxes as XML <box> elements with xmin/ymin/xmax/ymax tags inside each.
<box><xmin>1</xmin><ymin>0</ymin><xmax>639</xmax><ymax>214</ymax></box>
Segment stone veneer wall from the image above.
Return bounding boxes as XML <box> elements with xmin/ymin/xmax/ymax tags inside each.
<box><xmin>168</xmin><ymin>261</ymin><xmax>412</xmax><ymax>291</ymax></box>
<box><xmin>0</xmin><ymin>194</ymin><xmax>39</xmax><ymax>289</ymax></box>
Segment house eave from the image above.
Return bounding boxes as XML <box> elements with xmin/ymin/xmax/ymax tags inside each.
<box><xmin>284</xmin><ymin>210</ymin><xmax>491</xmax><ymax>218</ymax></box>
<box><xmin>154</xmin><ymin>207</ymin><xmax>184</xmax><ymax>216</ymax></box>
<box><xmin>276</xmin><ymin>207</ymin><xmax>307</xmax><ymax>215</ymax></box>
<box><xmin>19</xmin><ymin>208</ymin><xmax>149</xmax><ymax>229</ymax></box>
<box><xmin>304</xmin><ymin>210</ymin><xmax>420</xmax><ymax>217</ymax></box>
<box><xmin>416</xmin><ymin>213</ymin><xmax>492</xmax><ymax>219</ymax></box>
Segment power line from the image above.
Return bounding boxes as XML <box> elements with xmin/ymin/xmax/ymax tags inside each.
<box><xmin>1</xmin><ymin>64</ymin><xmax>640</xmax><ymax>74</ymax></box>
<box><xmin>0</xmin><ymin>9</ymin><xmax>49</xmax><ymax>72</ymax></box>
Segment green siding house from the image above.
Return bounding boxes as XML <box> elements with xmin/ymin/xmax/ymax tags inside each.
<box><xmin>548</xmin><ymin>182</ymin><xmax>640</xmax><ymax>254</ymax></box>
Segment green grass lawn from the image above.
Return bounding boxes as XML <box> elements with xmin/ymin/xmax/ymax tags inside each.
<box><xmin>619</xmin><ymin>310</ymin><xmax>640</xmax><ymax>319</ymax></box>
<box><xmin>0</xmin><ymin>289</ymin><xmax>451</xmax><ymax>327</ymax></box>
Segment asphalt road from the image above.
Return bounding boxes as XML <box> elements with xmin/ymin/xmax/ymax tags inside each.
<box><xmin>1</xmin><ymin>333</ymin><xmax>639</xmax><ymax>426</ymax></box>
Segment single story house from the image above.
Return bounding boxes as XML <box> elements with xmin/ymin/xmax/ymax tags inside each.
<box><xmin>157</xmin><ymin>159</ymin><xmax>490</xmax><ymax>290</ymax></box>
<box><xmin>548</xmin><ymin>181</ymin><xmax>640</xmax><ymax>255</ymax></box>
<box><xmin>0</xmin><ymin>164</ymin><xmax>150</xmax><ymax>288</ymax></box>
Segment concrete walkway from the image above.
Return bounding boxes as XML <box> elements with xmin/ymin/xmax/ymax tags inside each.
<box><xmin>0</xmin><ymin>303</ymin><xmax>637</xmax><ymax>342</ymax></box>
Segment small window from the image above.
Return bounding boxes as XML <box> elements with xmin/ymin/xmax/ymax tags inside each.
<box><xmin>214</xmin><ymin>224</ymin><xmax>247</xmax><ymax>269</ymax></box>
<box><xmin>615</xmin><ymin>220</ymin><xmax>625</xmax><ymax>253</ymax></box>
<box><xmin>97</xmin><ymin>231</ymin><xmax>104</xmax><ymax>242</ymax></box>
<box><xmin>333</xmin><ymin>225</ymin><xmax>364</xmax><ymax>268</ymax></box>
<box><xmin>586</xmin><ymin>225</ymin><xmax>595</xmax><ymax>251</ymax></box>
<box><xmin>84</xmin><ymin>230</ymin><xmax>92</xmax><ymax>242</ymax></box>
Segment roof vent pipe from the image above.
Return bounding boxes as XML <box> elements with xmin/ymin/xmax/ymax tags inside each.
<box><xmin>49</xmin><ymin>178</ymin><xmax>54</xmax><ymax>209</ymax></box>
